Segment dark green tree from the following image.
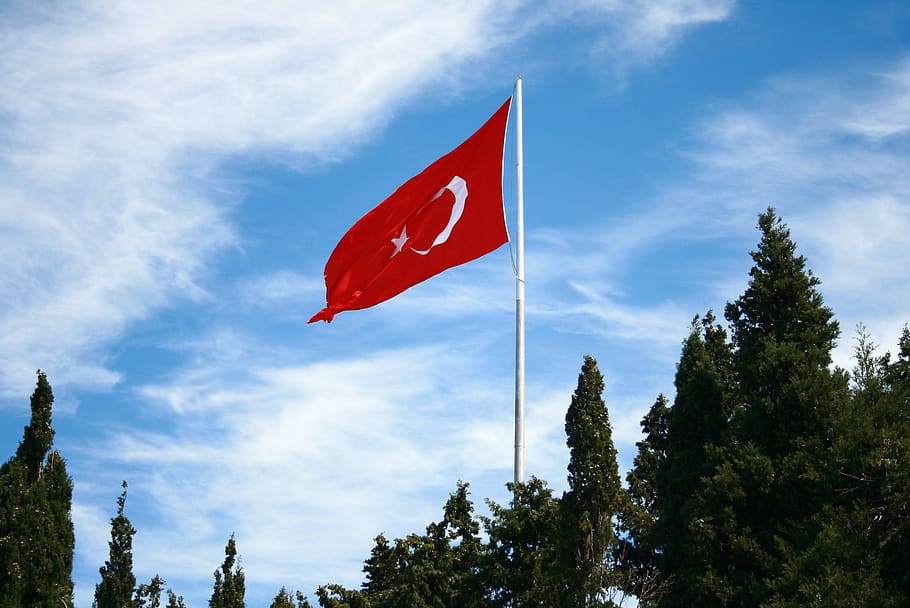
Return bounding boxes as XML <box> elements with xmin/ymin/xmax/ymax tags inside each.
<box><xmin>615</xmin><ymin>394</ymin><xmax>669</xmax><ymax>606</ymax></box>
<box><xmin>657</xmin><ymin>315</ymin><xmax>733</xmax><ymax>608</ymax></box>
<box><xmin>716</xmin><ymin>208</ymin><xmax>848</xmax><ymax>605</ymax></box>
<box><xmin>361</xmin><ymin>482</ymin><xmax>485</xmax><ymax>608</ymax></box>
<box><xmin>561</xmin><ymin>355</ymin><xmax>624</xmax><ymax>607</ymax></box>
<box><xmin>94</xmin><ymin>481</ymin><xmax>138</xmax><ymax>608</ymax></box>
<box><xmin>15</xmin><ymin>371</ymin><xmax>56</xmax><ymax>482</ymax></box>
<box><xmin>271</xmin><ymin>586</ymin><xmax>313</xmax><ymax>608</ymax></box>
<box><xmin>0</xmin><ymin>371</ymin><xmax>75</xmax><ymax>608</ymax></box>
<box><xmin>315</xmin><ymin>584</ymin><xmax>370</xmax><ymax>608</ymax></box>
<box><xmin>482</xmin><ymin>476</ymin><xmax>562</xmax><ymax>607</ymax></box>
<box><xmin>136</xmin><ymin>575</ymin><xmax>165</xmax><ymax>608</ymax></box>
<box><xmin>766</xmin><ymin>326</ymin><xmax>909</xmax><ymax>607</ymax></box>
<box><xmin>210</xmin><ymin>534</ymin><xmax>245</xmax><ymax>608</ymax></box>
<box><xmin>165</xmin><ymin>590</ymin><xmax>187</xmax><ymax>608</ymax></box>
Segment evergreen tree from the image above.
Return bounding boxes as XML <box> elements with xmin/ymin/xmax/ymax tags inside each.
<box><xmin>210</xmin><ymin>534</ymin><xmax>246</xmax><ymax>608</ymax></box>
<box><xmin>315</xmin><ymin>584</ymin><xmax>370</xmax><ymax>608</ymax></box>
<box><xmin>15</xmin><ymin>371</ymin><xmax>56</xmax><ymax>482</ymax></box>
<box><xmin>136</xmin><ymin>575</ymin><xmax>166</xmax><ymax>608</ymax></box>
<box><xmin>482</xmin><ymin>477</ymin><xmax>562</xmax><ymax>607</ymax></box>
<box><xmin>616</xmin><ymin>394</ymin><xmax>669</xmax><ymax>606</ymax></box>
<box><xmin>361</xmin><ymin>482</ymin><xmax>484</xmax><ymax>608</ymax></box>
<box><xmin>561</xmin><ymin>355</ymin><xmax>624</xmax><ymax>607</ymax></box>
<box><xmin>271</xmin><ymin>586</ymin><xmax>313</xmax><ymax>608</ymax></box>
<box><xmin>165</xmin><ymin>590</ymin><xmax>187</xmax><ymax>608</ymax></box>
<box><xmin>94</xmin><ymin>481</ymin><xmax>138</xmax><ymax>608</ymax></box>
<box><xmin>716</xmin><ymin>208</ymin><xmax>848</xmax><ymax>605</ymax></box>
<box><xmin>0</xmin><ymin>371</ymin><xmax>75</xmax><ymax>608</ymax></box>
<box><xmin>657</xmin><ymin>315</ymin><xmax>732</xmax><ymax>608</ymax></box>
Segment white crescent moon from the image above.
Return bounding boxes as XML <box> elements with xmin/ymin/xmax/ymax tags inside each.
<box><xmin>411</xmin><ymin>176</ymin><xmax>467</xmax><ymax>255</ymax></box>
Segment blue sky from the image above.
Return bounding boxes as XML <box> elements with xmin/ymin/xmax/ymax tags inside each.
<box><xmin>1</xmin><ymin>1</ymin><xmax>909</xmax><ymax>606</ymax></box>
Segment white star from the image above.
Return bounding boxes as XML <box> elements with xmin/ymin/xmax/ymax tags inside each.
<box><xmin>390</xmin><ymin>225</ymin><xmax>409</xmax><ymax>257</ymax></box>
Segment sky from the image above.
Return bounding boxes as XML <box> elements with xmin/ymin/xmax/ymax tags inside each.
<box><xmin>1</xmin><ymin>1</ymin><xmax>909</xmax><ymax>605</ymax></box>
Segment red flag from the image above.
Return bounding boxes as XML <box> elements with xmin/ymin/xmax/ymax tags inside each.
<box><xmin>309</xmin><ymin>98</ymin><xmax>512</xmax><ymax>323</ymax></box>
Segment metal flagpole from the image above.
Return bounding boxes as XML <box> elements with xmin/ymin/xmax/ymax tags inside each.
<box><xmin>514</xmin><ymin>77</ymin><xmax>525</xmax><ymax>485</ymax></box>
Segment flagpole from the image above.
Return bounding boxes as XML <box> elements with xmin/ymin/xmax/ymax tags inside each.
<box><xmin>514</xmin><ymin>77</ymin><xmax>525</xmax><ymax>485</ymax></box>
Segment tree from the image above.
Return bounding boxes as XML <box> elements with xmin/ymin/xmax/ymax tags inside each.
<box><xmin>94</xmin><ymin>481</ymin><xmax>138</xmax><ymax>608</ymax></box>
<box><xmin>482</xmin><ymin>477</ymin><xmax>562</xmax><ymax>607</ymax></box>
<box><xmin>15</xmin><ymin>371</ymin><xmax>56</xmax><ymax>482</ymax></box>
<box><xmin>165</xmin><ymin>590</ymin><xmax>187</xmax><ymax>608</ymax></box>
<box><xmin>210</xmin><ymin>534</ymin><xmax>246</xmax><ymax>608</ymax></box>
<box><xmin>561</xmin><ymin>355</ymin><xmax>624</xmax><ymax>607</ymax></box>
<box><xmin>136</xmin><ymin>575</ymin><xmax>166</xmax><ymax>608</ymax></box>
<box><xmin>0</xmin><ymin>371</ymin><xmax>75</xmax><ymax>608</ymax></box>
<box><xmin>657</xmin><ymin>315</ymin><xmax>732</xmax><ymax>608</ymax></box>
<box><xmin>361</xmin><ymin>482</ymin><xmax>485</xmax><ymax>608</ymax></box>
<box><xmin>616</xmin><ymin>394</ymin><xmax>669</xmax><ymax>606</ymax></box>
<box><xmin>271</xmin><ymin>586</ymin><xmax>313</xmax><ymax>608</ymax></box>
<box><xmin>717</xmin><ymin>208</ymin><xmax>848</xmax><ymax>605</ymax></box>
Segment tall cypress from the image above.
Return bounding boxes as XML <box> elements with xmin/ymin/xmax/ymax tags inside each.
<box><xmin>0</xmin><ymin>371</ymin><xmax>75</xmax><ymax>608</ymax></box>
<box><xmin>561</xmin><ymin>355</ymin><xmax>624</xmax><ymax>607</ymax></box>
<box><xmin>210</xmin><ymin>535</ymin><xmax>246</xmax><ymax>608</ymax></box>
<box><xmin>94</xmin><ymin>481</ymin><xmax>138</xmax><ymax>608</ymax></box>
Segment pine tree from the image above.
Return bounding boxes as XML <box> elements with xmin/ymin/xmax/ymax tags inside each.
<box><xmin>717</xmin><ymin>208</ymin><xmax>848</xmax><ymax>605</ymax></box>
<box><xmin>136</xmin><ymin>575</ymin><xmax>166</xmax><ymax>608</ymax></box>
<box><xmin>482</xmin><ymin>477</ymin><xmax>562</xmax><ymax>607</ymax></box>
<box><xmin>561</xmin><ymin>355</ymin><xmax>624</xmax><ymax>607</ymax></box>
<box><xmin>361</xmin><ymin>482</ymin><xmax>484</xmax><ymax>608</ymax></box>
<box><xmin>94</xmin><ymin>481</ymin><xmax>138</xmax><ymax>608</ymax></box>
<box><xmin>0</xmin><ymin>371</ymin><xmax>75</xmax><ymax>608</ymax></box>
<box><xmin>271</xmin><ymin>586</ymin><xmax>313</xmax><ymax>608</ymax></box>
<box><xmin>165</xmin><ymin>590</ymin><xmax>187</xmax><ymax>608</ymax></box>
<box><xmin>210</xmin><ymin>534</ymin><xmax>246</xmax><ymax>608</ymax></box>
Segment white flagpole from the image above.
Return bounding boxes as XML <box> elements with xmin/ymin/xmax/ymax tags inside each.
<box><xmin>514</xmin><ymin>77</ymin><xmax>525</xmax><ymax>485</ymax></box>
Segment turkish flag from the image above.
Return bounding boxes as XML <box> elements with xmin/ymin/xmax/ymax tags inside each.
<box><xmin>309</xmin><ymin>98</ymin><xmax>512</xmax><ymax>323</ymax></box>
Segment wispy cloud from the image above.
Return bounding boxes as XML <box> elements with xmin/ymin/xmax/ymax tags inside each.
<box><xmin>0</xmin><ymin>0</ymin><xmax>730</xmax><ymax>402</ymax></box>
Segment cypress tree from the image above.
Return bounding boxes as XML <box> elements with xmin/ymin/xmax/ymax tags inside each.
<box><xmin>0</xmin><ymin>371</ymin><xmax>75</xmax><ymax>608</ymax></box>
<box><xmin>210</xmin><ymin>534</ymin><xmax>246</xmax><ymax>608</ymax></box>
<box><xmin>94</xmin><ymin>481</ymin><xmax>138</xmax><ymax>608</ymax></box>
<box><xmin>561</xmin><ymin>355</ymin><xmax>624</xmax><ymax>607</ymax></box>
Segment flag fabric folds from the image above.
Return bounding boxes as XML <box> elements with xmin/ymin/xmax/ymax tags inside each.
<box><xmin>309</xmin><ymin>98</ymin><xmax>512</xmax><ymax>323</ymax></box>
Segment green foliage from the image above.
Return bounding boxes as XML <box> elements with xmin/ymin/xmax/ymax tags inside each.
<box><xmin>210</xmin><ymin>534</ymin><xmax>246</xmax><ymax>608</ymax></box>
<box><xmin>562</xmin><ymin>355</ymin><xmax>624</xmax><ymax>607</ymax></box>
<box><xmin>482</xmin><ymin>477</ymin><xmax>562</xmax><ymax>606</ymax></box>
<box><xmin>94</xmin><ymin>481</ymin><xmax>138</xmax><ymax>608</ymax></box>
<box><xmin>271</xmin><ymin>586</ymin><xmax>313</xmax><ymax>608</ymax></box>
<box><xmin>616</xmin><ymin>394</ymin><xmax>669</xmax><ymax>605</ymax></box>
<box><xmin>15</xmin><ymin>371</ymin><xmax>56</xmax><ymax>483</ymax></box>
<box><xmin>657</xmin><ymin>315</ymin><xmax>733</xmax><ymax>607</ymax></box>
<box><xmin>0</xmin><ymin>371</ymin><xmax>74</xmax><ymax>608</ymax></box>
<box><xmin>136</xmin><ymin>575</ymin><xmax>166</xmax><ymax>608</ymax></box>
<box><xmin>166</xmin><ymin>589</ymin><xmax>187</xmax><ymax>608</ymax></box>
<box><xmin>315</xmin><ymin>584</ymin><xmax>370</xmax><ymax>608</ymax></box>
<box><xmin>360</xmin><ymin>481</ymin><xmax>485</xmax><ymax>608</ymax></box>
